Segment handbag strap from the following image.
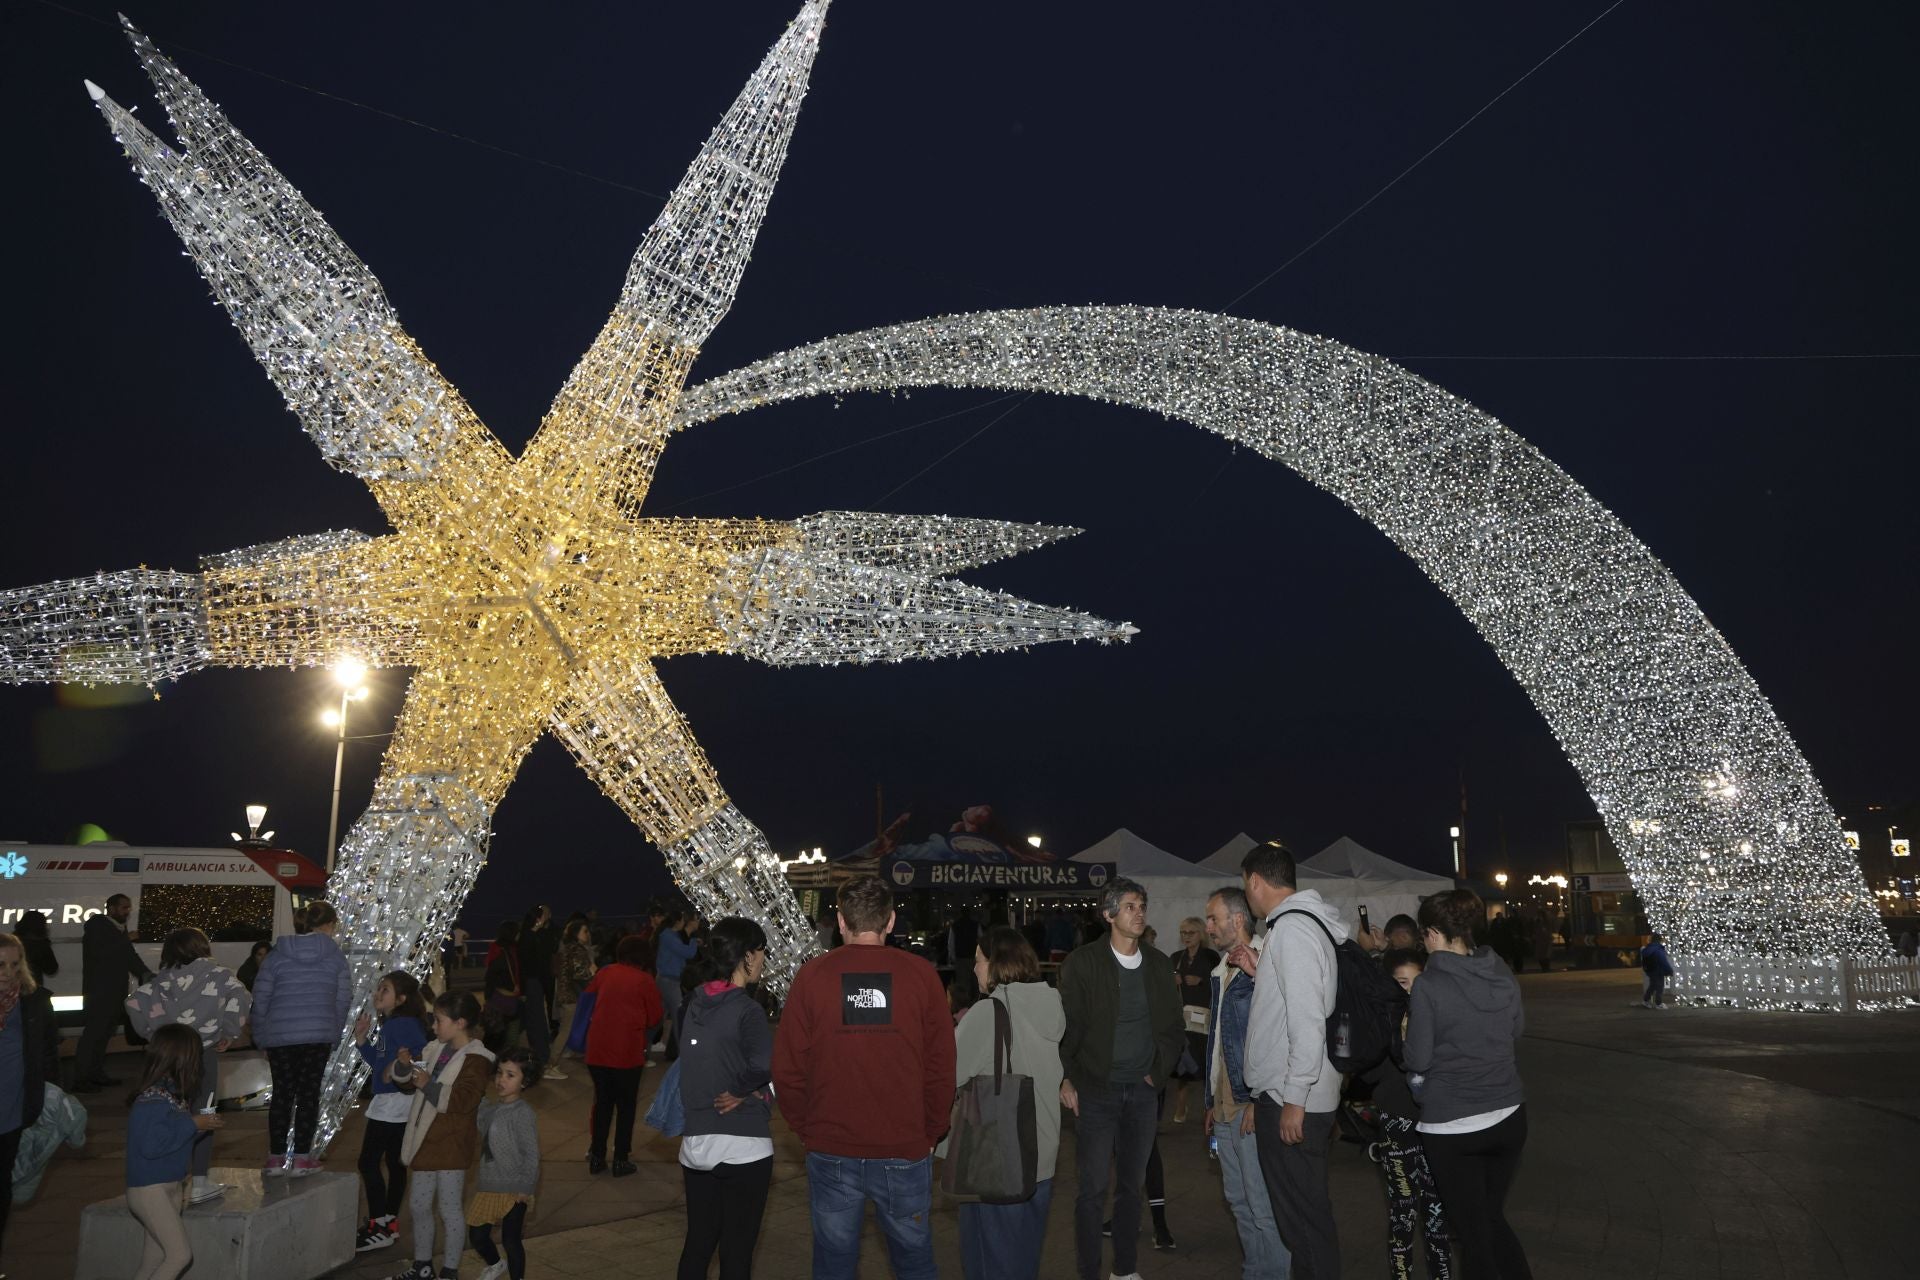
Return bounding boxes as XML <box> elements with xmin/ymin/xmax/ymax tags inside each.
<box><xmin>990</xmin><ymin>989</ymin><xmax>1017</xmax><ymax>1093</ymax></box>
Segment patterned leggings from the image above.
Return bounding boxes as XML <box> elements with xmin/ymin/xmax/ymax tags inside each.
<box><xmin>1380</xmin><ymin>1115</ymin><xmax>1452</xmax><ymax>1280</ymax></box>
<box><xmin>265</xmin><ymin>1043</ymin><xmax>331</xmax><ymax>1156</ymax></box>
<box><xmin>410</xmin><ymin>1169</ymin><xmax>467</xmax><ymax>1273</ymax></box>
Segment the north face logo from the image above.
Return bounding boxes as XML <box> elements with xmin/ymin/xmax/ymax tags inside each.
<box><xmin>842</xmin><ymin>972</ymin><xmax>894</xmax><ymax>1025</ymax></box>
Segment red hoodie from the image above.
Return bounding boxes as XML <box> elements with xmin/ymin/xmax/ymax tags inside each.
<box><xmin>582</xmin><ymin>963</ymin><xmax>663</xmax><ymax>1069</ymax></box>
<box><xmin>771</xmin><ymin>943</ymin><xmax>955</xmax><ymax>1159</ymax></box>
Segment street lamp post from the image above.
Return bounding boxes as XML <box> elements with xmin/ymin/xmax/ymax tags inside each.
<box><xmin>322</xmin><ymin>658</ymin><xmax>370</xmax><ymax>874</ymax></box>
<box><xmin>1449</xmin><ymin>825</ymin><xmax>1463</xmax><ymax>879</ymax></box>
<box><xmin>230</xmin><ymin>805</ymin><xmax>274</xmax><ymax>846</ymax></box>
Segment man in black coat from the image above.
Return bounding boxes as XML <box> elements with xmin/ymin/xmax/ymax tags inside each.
<box><xmin>72</xmin><ymin>894</ymin><xmax>151</xmax><ymax>1090</ymax></box>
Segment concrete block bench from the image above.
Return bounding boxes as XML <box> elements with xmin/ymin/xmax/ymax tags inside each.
<box><xmin>75</xmin><ymin>1168</ymin><xmax>356</xmax><ymax>1280</ymax></box>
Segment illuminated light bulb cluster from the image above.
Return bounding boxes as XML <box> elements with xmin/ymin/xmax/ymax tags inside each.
<box><xmin>5</xmin><ymin>0</ymin><xmax>1899</xmax><ymax>1144</ymax></box>
<box><xmin>675</xmin><ymin>305</ymin><xmax>1901</xmax><ymax>1007</ymax></box>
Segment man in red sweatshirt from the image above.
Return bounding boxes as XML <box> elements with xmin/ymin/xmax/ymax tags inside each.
<box><xmin>772</xmin><ymin>875</ymin><xmax>955</xmax><ymax>1279</ymax></box>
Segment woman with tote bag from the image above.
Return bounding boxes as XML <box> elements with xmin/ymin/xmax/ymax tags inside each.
<box><xmin>946</xmin><ymin>926</ymin><xmax>1064</xmax><ymax>1280</ymax></box>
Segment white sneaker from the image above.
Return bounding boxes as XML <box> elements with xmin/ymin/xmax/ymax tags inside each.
<box><xmin>478</xmin><ymin>1261</ymin><xmax>509</xmax><ymax>1280</ymax></box>
<box><xmin>545</xmin><ymin>1066</ymin><xmax>568</xmax><ymax>1080</ymax></box>
<box><xmin>1111</xmin><ymin>1273</ymin><xmax>1145</xmax><ymax>1280</ymax></box>
<box><xmin>188</xmin><ymin>1178</ymin><xmax>229</xmax><ymax>1204</ymax></box>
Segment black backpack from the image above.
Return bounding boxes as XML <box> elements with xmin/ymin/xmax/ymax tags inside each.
<box><xmin>1276</xmin><ymin>910</ymin><xmax>1407</xmax><ymax>1075</ymax></box>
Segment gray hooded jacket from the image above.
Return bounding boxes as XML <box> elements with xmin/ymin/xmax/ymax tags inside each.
<box><xmin>1402</xmin><ymin>946</ymin><xmax>1525</xmax><ymax>1124</ymax></box>
<box><xmin>1242</xmin><ymin>889</ymin><xmax>1348</xmax><ymax>1112</ymax></box>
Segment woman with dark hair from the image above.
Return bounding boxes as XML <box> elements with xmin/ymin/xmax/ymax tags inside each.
<box><xmin>948</xmin><ymin>925</ymin><xmax>1064</xmax><ymax>1280</ymax></box>
<box><xmin>125</xmin><ymin>926</ymin><xmax>251</xmax><ymax>1203</ymax></box>
<box><xmin>483</xmin><ymin>920</ymin><xmax>525</xmax><ymax>1054</ymax></box>
<box><xmin>674</xmin><ymin>917</ymin><xmax>775</xmax><ymax>1280</ymax></box>
<box><xmin>1406</xmin><ymin>888</ymin><xmax>1533</xmax><ymax>1279</ymax></box>
<box><xmin>237</xmin><ymin>941</ymin><xmax>272</xmax><ymax>992</ymax></box>
<box><xmin>581</xmin><ymin>933</ymin><xmax>663</xmax><ymax>1176</ymax></box>
<box><xmin>12</xmin><ymin>911</ymin><xmax>58</xmax><ymax>989</ymax></box>
<box><xmin>517</xmin><ymin>905</ymin><xmax>559</xmax><ymax>1076</ymax></box>
<box><xmin>0</xmin><ymin>930</ymin><xmax>59</xmax><ymax>1253</ymax></box>
<box><xmin>654</xmin><ymin>907</ymin><xmax>700</xmax><ymax>1063</ymax></box>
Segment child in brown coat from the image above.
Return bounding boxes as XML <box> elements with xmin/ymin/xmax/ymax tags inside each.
<box><xmin>386</xmin><ymin>990</ymin><xmax>495</xmax><ymax>1280</ymax></box>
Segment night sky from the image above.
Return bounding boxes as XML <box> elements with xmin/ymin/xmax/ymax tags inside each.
<box><xmin>4</xmin><ymin>2</ymin><xmax>1914</xmax><ymax>929</ymax></box>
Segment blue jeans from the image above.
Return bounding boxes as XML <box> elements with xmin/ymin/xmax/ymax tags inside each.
<box><xmin>1072</xmin><ymin>1081</ymin><xmax>1159</xmax><ymax>1280</ymax></box>
<box><xmin>805</xmin><ymin>1151</ymin><xmax>937</xmax><ymax>1280</ymax></box>
<box><xmin>957</xmin><ymin>1177</ymin><xmax>1053</xmax><ymax>1280</ymax></box>
<box><xmin>1216</xmin><ymin>1116</ymin><xmax>1291</xmax><ymax>1279</ymax></box>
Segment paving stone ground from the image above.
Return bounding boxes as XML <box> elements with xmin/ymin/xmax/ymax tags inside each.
<box><xmin>17</xmin><ymin>967</ymin><xmax>1920</xmax><ymax>1279</ymax></box>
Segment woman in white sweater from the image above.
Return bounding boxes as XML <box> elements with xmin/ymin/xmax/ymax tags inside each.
<box><xmin>949</xmin><ymin>926</ymin><xmax>1064</xmax><ymax>1280</ymax></box>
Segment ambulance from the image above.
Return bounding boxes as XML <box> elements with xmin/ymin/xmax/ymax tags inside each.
<box><xmin>0</xmin><ymin>841</ymin><xmax>329</xmax><ymax>1028</ymax></box>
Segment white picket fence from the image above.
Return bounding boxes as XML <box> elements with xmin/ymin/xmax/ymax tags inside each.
<box><xmin>1670</xmin><ymin>955</ymin><xmax>1920</xmax><ymax>1011</ymax></box>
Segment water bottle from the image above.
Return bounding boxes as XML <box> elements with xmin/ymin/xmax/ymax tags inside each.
<box><xmin>1331</xmin><ymin>1011</ymin><xmax>1353</xmax><ymax>1062</ymax></box>
<box><xmin>1207</xmin><ymin>1132</ymin><xmax>1219</xmax><ymax>1160</ymax></box>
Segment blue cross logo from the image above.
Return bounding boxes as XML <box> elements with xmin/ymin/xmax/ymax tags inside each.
<box><xmin>0</xmin><ymin>852</ymin><xmax>27</xmax><ymax>879</ymax></box>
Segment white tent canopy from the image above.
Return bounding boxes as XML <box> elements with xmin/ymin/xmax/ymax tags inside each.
<box><xmin>1296</xmin><ymin>836</ymin><xmax>1455</xmax><ymax>936</ymax></box>
<box><xmin>1198</xmin><ymin>832</ymin><xmax>1258</xmax><ymax>875</ymax></box>
<box><xmin>1071</xmin><ymin>828</ymin><xmax>1235</xmax><ymax>946</ymax></box>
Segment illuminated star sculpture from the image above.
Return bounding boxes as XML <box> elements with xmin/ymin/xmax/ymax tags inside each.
<box><xmin>4</xmin><ymin>2</ymin><xmax>1135</xmax><ymax>1147</ymax></box>
<box><xmin>3</xmin><ymin>0</ymin><xmax>1905</xmax><ymax>1146</ymax></box>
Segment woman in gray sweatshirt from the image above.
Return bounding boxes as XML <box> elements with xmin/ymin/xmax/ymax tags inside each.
<box><xmin>1404</xmin><ymin>889</ymin><xmax>1533</xmax><ymax>1279</ymax></box>
<box><xmin>674</xmin><ymin>916</ymin><xmax>776</xmax><ymax>1280</ymax></box>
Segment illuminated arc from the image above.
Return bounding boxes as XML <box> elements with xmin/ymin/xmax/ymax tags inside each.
<box><xmin>675</xmin><ymin>304</ymin><xmax>1889</xmax><ymax>964</ymax></box>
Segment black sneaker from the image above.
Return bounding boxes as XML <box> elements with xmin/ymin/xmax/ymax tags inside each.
<box><xmin>612</xmin><ymin>1159</ymin><xmax>638</xmax><ymax>1177</ymax></box>
<box><xmin>1154</xmin><ymin>1224</ymin><xmax>1178</xmax><ymax>1250</ymax></box>
<box><xmin>356</xmin><ymin>1219</ymin><xmax>396</xmax><ymax>1252</ymax></box>
<box><xmin>588</xmin><ymin>1154</ymin><xmax>608</xmax><ymax>1175</ymax></box>
<box><xmin>384</xmin><ymin>1264</ymin><xmax>432</xmax><ymax>1280</ymax></box>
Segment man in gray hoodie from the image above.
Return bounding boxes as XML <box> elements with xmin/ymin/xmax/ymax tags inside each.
<box><xmin>1239</xmin><ymin>840</ymin><xmax>1347</xmax><ymax>1280</ymax></box>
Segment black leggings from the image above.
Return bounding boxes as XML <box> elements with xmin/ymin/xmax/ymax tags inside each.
<box><xmin>469</xmin><ymin>1202</ymin><xmax>527</xmax><ymax>1279</ymax></box>
<box><xmin>1419</xmin><ymin>1105</ymin><xmax>1532</xmax><ymax>1279</ymax></box>
<box><xmin>588</xmin><ymin>1064</ymin><xmax>642</xmax><ymax>1160</ymax></box>
<box><xmin>266</xmin><ymin>1042</ymin><xmax>331</xmax><ymax>1156</ymax></box>
<box><xmin>358</xmin><ymin>1117</ymin><xmax>407</xmax><ymax>1219</ymax></box>
<box><xmin>679</xmin><ymin>1156</ymin><xmax>773</xmax><ymax>1280</ymax></box>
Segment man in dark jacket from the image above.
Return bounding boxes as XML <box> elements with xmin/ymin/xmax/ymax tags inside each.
<box><xmin>74</xmin><ymin>894</ymin><xmax>151</xmax><ymax>1090</ymax></box>
<box><xmin>1058</xmin><ymin>876</ymin><xmax>1185</xmax><ymax>1280</ymax></box>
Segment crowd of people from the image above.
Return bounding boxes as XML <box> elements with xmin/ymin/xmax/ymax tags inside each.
<box><xmin>0</xmin><ymin>842</ymin><xmax>1553</xmax><ymax>1280</ymax></box>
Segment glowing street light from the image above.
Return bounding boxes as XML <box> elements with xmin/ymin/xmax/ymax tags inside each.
<box><xmin>1027</xmin><ymin>835</ymin><xmax>1044</xmax><ymax>849</ymax></box>
<box><xmin>1495</xmin><ymin>871</ymin><xmax>1509</xmax><ymax>889</ymax></box>
<box><xmin>231</xmin><ymin>804</ymin><xmax>274</xmax><ymax>845</ymax></box>
<box><xmin>1448</xmin><ymin>825</ymin><xmax>1463</xmax><ymax>878</ymax></box>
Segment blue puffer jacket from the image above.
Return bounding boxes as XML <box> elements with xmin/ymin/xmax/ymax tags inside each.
<box><xmin>250</xmin><ymin>932</ymin><xmax>353</xmax><ymax>1049</ymax></box>
<box><xmin>1203</xmin><ymin>964</ymin><xmax>1256</xmax><ymax>1108</ymax></box>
